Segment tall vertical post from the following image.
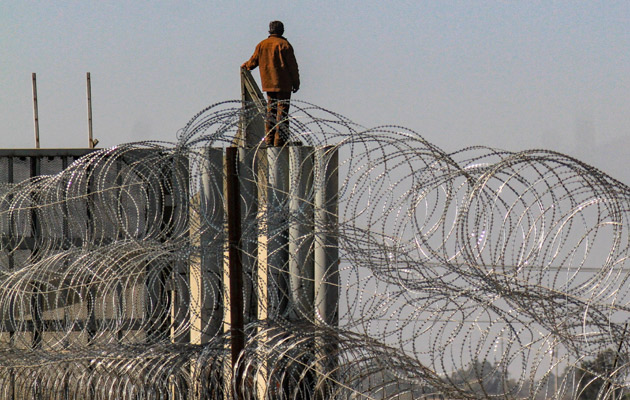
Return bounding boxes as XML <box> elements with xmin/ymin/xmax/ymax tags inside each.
<box><xmin>255</xmin><ymin>149</ymin><xmax>269</xmax><ymax>400</ymax></box>
<box><xmin>238</xmin><ymin>146</ymin><xmax>260</xmax><ymax>326</ymax></box>
<box><xmin>266</xmin><ymin>147</ymin><xmax>290</xmax><ymax>318</ymax></box>
<box><xmin>288</xmin><ymin>146</ymin><xmax>314</xmax><ymax>321</ymax></box>
<box><xmin>86</xmin><ymin>72</ymin><xmax>94</xmax><ymax>148</ymax></box>
<box><xmin>314</xmin><ymin>146</ymin><xmax>339</xmax><ymax>327</ymax></box>
<box><xmin>314</xmin><ymin>146</ymin><xmax>339</xmax><ymax>398</ymax></box>
<box><xmin>226</xmin><ymin>147</ymin><xmax>244</xmax><ymax>400</ymax></box>
<box><xmin>191</xmin><ymin>147</ymin><xmax>225</xmax><ymax>345</ymax></box>
<box><xmin>189</xmin><ymin>147</ymin><xmax>225</xmax><ymax>399</ymax></box>
<box><xmin>32</xmin><ymin>73</ymin><xmax>40</xmax><ymax>149</ymax></box>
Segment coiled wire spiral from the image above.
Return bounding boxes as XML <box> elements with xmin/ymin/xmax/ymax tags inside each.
<box><xmin>0</xmin><ymin>101</ymin><xmax>628</xmax><ymax>399</ymax></box>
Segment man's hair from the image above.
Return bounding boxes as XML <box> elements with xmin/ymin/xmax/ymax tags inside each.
<box><xmin>269</xmin><ymin>20</ymin><xmax>284</xmax><ymax>35</ymax></box>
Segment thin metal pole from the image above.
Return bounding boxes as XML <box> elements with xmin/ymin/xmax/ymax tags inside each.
<box><xmin>226</xmin><ymin>147</ymin><xmax>244</xmax><ymax>400</ymax></box>
<box><xmin>32</xmin><ymin>73</ymin><xmax>40</xmax><ymax>148</ymax></box>
<box><xmin>86</xmin><ymin>72</ymin><xmax>94</xmax><ymax>148</ymax></box>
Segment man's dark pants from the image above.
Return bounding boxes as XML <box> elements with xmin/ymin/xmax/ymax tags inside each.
<box><xmin>265</xmin><ymin>91</ymin><xmax>291</xmax><ymax>146</ymax></box>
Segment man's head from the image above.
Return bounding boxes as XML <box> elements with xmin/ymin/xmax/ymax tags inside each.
<box><xmin>269</xmin><ymin>20</ymin><xmax>284</xmax><ymax>36</ymax></box>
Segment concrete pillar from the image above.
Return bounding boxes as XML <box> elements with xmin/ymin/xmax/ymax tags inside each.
<box><xmin>266</xmin><ymin>147</ymin><xmax>290</xmax><ymax>319</ymax></box>
<box><xmin>288</xmin><ymin>146</ymin><xmax>314</xmax><ymax>321</ymax></box>
<box><xmin>314</xmin><ymin>146</ymin><xmax>339</xmax><ymax>327</ymax></box>
<box><xmin>313</xmin><ymin>146</ymin><xmax>339</xmax><ymax>399</ymax></box>
<box><xmin>190</xmin><ymin>147</ymin><xmax>225</xmax><ymax>345</ymax></box>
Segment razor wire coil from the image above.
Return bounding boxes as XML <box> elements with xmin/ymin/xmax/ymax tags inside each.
<box><xmin>0</xmin><ymin>101</ymin><xmax>628</xmax><ymax>399</ymax></box>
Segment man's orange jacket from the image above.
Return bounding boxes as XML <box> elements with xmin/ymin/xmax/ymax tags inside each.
<box><xmin>243</xmin><ymin>34</ymin><xmax>300</xmax><ymax>93</ymax></box>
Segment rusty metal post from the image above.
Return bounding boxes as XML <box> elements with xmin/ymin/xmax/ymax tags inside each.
<box><xmin>32</xmin><ymin>73</ymin><xmax>40</xmax><ymax>148</ymax></box>
<box><xmin>86</xmin><ymin>72</ymin><xmax>95</xmax><ymax>148</ymax></box>
<box><xmin>226</xmin><ymin>147</ymin><xmax>244</xmax><ymax>399</ymax></box>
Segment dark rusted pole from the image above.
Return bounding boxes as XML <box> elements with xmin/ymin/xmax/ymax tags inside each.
<box><xmin>226</xmin><ymin>147</ymin><xmax>244</xmax><ymax>399</ymax></box>
<box><xmin>86</xmin><ymin>72</ymin><xmax>95</xmax><ymax>148</ymax></box>
<box><xmin>32</xmin><ymin>73</ymin><xmax>40</xmax><ymax>148</ymax></box>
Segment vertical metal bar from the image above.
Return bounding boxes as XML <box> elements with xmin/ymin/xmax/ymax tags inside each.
<box><xmin>32</xmin><ymin>73</ymin><xmax>40</xmax><ymax>148</ymax></box>
<box><xmin>226</xmin><ymin>147</ymin><xmax>244</xmax><ymax>399</ymax></box>
<box><xmin>86</xmin><ymin>72</ymin><xmax>94</xmax><ymax>148</ymax></box>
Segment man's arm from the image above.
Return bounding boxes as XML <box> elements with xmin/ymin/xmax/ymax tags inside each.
<box><xmin>241</xmin><ymin>43</ymin><xmax>260</xmax><ymax>70</ymax></box>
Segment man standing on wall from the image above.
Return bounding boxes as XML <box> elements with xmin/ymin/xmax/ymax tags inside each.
<box><xmin>242</xmin><ymin>20</ymin><xmax>300</xmax><ymax>146</ymax></box>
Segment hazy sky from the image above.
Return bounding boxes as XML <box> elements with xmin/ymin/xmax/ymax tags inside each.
<box><xmin>1</xmin><ymin>2</ymin><xmax>629</xmax><ymax>181</ymax></box>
